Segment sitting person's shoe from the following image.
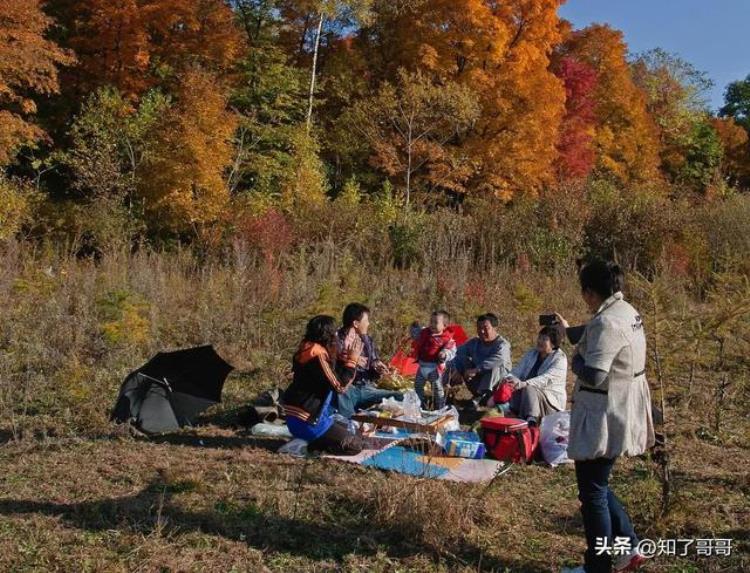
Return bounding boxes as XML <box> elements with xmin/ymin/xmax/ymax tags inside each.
<box><xmin>477</xmin><ymin>390</ymin><xmax>493</xmax><ymax>407</ymax></box>
<box><xmin>614</xmin><ymin>547</ymin><xmax>651</xmax><ymax>571</ymax></box>
<box><xmin>560</xmin><ymin>566</ymin><xmax>585</xmax><ymax>573</ymax></box>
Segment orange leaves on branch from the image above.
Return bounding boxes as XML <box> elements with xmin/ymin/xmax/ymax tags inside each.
<box><xmin>0</xmin><ymin>0</ymin><xmax>74</xmax><ymax>164</ymax></box>
<box><xmin>560</xmin><ymin>24</ymin><xmax>661</xmax><ymax>185</ymax></box>
<box><xmin>139</xmin><ymin>69</ymin><xmax>238</xmax><ymax>232</ymax></box>
<box><xmin>61</xmin><ymin>0</ymin><xmax>150</xmax><ymax>97</ymax></box>
<box><xmin>54</xmin><ymin>0</ymin><xmax>242</xmax><ymax>98</ymax></box>
<box><xmin>374</xmin><ymin>0</ymin><xmax>566</xmax><ymax>198</ymax></box>
<box><xmin>712</xmin><ymin>117</ymin><xmax>750</xmax><ymax>189</ymax></box>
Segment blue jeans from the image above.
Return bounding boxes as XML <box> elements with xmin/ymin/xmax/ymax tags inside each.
<box><xmin>335</xmin><ymin>383</ymin><xmax>402</xmax><ymax>419</ymax></box>
<box><xmin>414</xmin><ymin>366</ymin><xmax>447</xmax><ymax>410</ymax></box>
<box><xmin>575</xmin><ymin>458</ymin><xmax>638</xmax><ymax>573</ymax></box>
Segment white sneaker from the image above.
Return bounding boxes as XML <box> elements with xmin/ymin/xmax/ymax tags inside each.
<box><xmin>614</xmin><ymin>548</ymin><xmax>651</xmax><ymax>571</ymax></box>
<box><xmin>560</xmin><ymin>567</ymin><xmax>585</xmax><ymax>573</ymax></box>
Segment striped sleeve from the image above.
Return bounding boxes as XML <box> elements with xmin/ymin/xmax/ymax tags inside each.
<box><xmin>318</xmin><ymin>355</ymin><xmax>352</xmax><ymax>393</ymax></box>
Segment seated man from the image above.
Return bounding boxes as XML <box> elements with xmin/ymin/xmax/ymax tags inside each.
<box><xmin>335</xmin><ymin>302</ymin><xmax>402</xmax><ymax>418</ymax></box>
<box><xmin>490</xmin><ymin>326</ymin><xmax>568</xmax><ymax>425</ymax></box>
<box><xmin>451</xmin><ymin>312</ymin><xmax>511</xmax><ymax>406</ymax></box>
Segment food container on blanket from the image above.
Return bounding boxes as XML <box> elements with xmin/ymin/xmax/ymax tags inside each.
<box><xmin>441</xmin><ymin>431</ymin><xmax>486</xmax><ymax>459</ymax></box>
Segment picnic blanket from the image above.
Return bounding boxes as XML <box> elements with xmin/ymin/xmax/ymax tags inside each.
<box><xmin>325</xmin><ymin>437</ymin><xmax>507</xmax><ymax>483</ymax></box>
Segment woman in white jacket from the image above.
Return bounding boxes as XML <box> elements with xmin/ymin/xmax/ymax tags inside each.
<box><xmin>491</xmin><ymin>326</ymin><xmax>568</xmax><ymax>425</ymax></box>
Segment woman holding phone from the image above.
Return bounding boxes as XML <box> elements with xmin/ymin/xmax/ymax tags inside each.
<box><xmin>556</xmin><ymin>260</ymin><xmax>655</xmax><ymax>573</ymax></box>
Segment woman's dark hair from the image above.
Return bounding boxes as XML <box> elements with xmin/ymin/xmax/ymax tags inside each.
<box><xmin>538</xmin><ymin>326</ymin><xmax>561</xmax><ymax>349</ymax></box>
<box><xmin>304</xmin><ymin>315</ymin><xmax>338</xmax><ymax>346</ymax></box>
<box><xmin>477</xmin><ymin>312</ymin><xmax>499</xmax><ymax>328</ymax></box>
<box><xmin>342</xmin><ymin>302</ymin><xmax>370</xmax><ymax>328</ymax></box>
<box><xmin>578</xmin><ymin>259</ymin><xmax>624</xmax><ymax>299</ymax></box>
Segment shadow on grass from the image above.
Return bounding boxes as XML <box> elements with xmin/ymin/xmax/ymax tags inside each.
<box><xmin>142</xmin><ymin>431</ymin><xmax>287</xmax><ymax>454</ymax></box>
<box><xmin>0</xmin><ymin>476</ymin><xmax>549</xmax><ymax>572</ymax></box>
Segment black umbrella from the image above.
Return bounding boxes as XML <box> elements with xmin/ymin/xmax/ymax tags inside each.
<box><xmin>111</xmin><ymin>345</ymin><xmax>234</xmax><ymax>434</ymax></box>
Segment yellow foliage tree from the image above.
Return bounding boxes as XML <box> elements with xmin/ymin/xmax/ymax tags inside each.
<box><xmin>281</xmin><ymin>126</ymin><xmax>329</xmax><ymax>212</ymax></box>
<box><xmin>0</xmin><ymin>176</ymin><xmax>38</xmax><ymax>240</ymax></box>
<box><xmin>139</xmin><ymin>69</ymin><xmax>238</xmax><ymax>233</ymax></box>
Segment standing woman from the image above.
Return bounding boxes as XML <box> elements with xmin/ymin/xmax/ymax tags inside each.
<box><xmin>556</xmin><ymin>260</ymin><xmax>655</xmax><ymax>573</ymax></box>
<box><xmin>282</xmin><ymin>315</ymin><xmax>365</xmax><ymax>455</ymax></box>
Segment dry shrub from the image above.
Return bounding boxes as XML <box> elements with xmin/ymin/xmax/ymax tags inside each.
<box><xmin>0</xmin><ymin>190</ymin><xmax>748</xmax><ymax>445</ymax></box>
<box><xmin>354</xmin><ymin>475</ymin><xmax>484</xmax><ymax>553</ymax></box>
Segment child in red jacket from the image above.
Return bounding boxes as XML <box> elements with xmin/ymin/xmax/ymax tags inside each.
<box><xmin>413</xmin><ymin>310</ymin><xmax>456</xmax><ymax>410</ymax></box>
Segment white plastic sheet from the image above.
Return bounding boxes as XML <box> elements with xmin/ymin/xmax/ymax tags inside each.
<box><xmin>401</xmin><ymin>389</ymin><xmax>422</xmax><ymax>419</ymax></box>
<box><xmin>251</xmin><ymin>422</ymin><xmax>293</xmax><ymax>439</ymax></box>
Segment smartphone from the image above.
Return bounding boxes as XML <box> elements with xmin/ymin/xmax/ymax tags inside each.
<box><xmin>539</xmin><ymin>314</ymin><xmax>558</xmax><ymax>326</ymax></box>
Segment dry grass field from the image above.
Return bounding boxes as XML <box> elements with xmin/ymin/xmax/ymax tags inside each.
<box><xmin>0</xmin><ymin>242</ymin><xmax>747</xmax><ymax>572</ymax></box>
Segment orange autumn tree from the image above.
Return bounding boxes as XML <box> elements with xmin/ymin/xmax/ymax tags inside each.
<box><xmin>0</xmin><ymin>0</ymin><xmax>73</xmax><ymax>165</ymax></box>
<box><xmin>139</xmin><ymin>69</ymin><xmax>238</xmax><ymax>233</ymax></box>
<box><xmin>711</xmin><ymin>117</ymin><xmax>750</xmax><ymax>190</ymax></box>
<box><xmin>559</xmin><ymin>24</ymin><xmax>661</xmax><ymax>185</ymax></box>
<box><xmin>50</xmin><ymin>0</ymin><xmax>242</xmax><ymax>98</ymax></box>
<box><xmin>370</xmin><ymin>0</ymin><xmax>566</xmax><ymax>199</ymax></box>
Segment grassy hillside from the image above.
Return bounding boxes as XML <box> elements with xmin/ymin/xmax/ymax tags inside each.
<box><xmin>0</xmin><ymin>241</ymin><xmax>747</xmax><ymax>572</ymax></box>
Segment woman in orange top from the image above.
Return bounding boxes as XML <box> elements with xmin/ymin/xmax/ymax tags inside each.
<box><xmin>282</xmin><ymin>315</ymin><xmax>365</xmax><ymax>455</ymax></box>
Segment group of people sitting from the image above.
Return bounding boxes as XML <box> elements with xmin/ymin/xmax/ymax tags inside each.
<box><xmin>283</xmin><ymin>261</ymin><xmax>654</xmax><ymax>573</ymax></box>
<box><xmin>411</xmin><ymin>309</ymin><xmax>568</xmax><ymax>424</ymax></box>
<box><xmin>282</xmin><ymin>301</ymin><xmax>570</xmax><ymax>456</ymax></box>
<box><xmin>281</xmin><ymin>259</ymin><xmax>656</xmax><ymax>573</ymax></box>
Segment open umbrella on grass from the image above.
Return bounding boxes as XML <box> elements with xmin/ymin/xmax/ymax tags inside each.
<box><xmin>111</xmin><ymin>345</ymin><xmax>233</xmax><ymax>434</ymax></box>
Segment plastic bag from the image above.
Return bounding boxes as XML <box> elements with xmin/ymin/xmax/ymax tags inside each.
<box><xmin>540</xmin><ymin>410</ymin><xmax>573</xmax><ymax>467</ymax></box>
<box><xmin>333</xmin><ymin>413</ymin><xmax>360</xmax><ymax>435</ymax></box>
<box><xmin>433</xmin><ymin>405</ymin><xmax>460</xmax><ymax>432</ymax></box>
<box><xmin>250</xmin><ymin>422</ymin><xmax>293</xmax><ymax>439</ymax></box>
<box><xmin>401</xmin><ymin>389</ymin><xmax>422</xmax><ymax>419</ymax></box>
<box><xmin>379</xmin><ymin>397</ymin><xmax>404</xmax><ymax>416</ymax></box>
<box><xmin>277</xmin><ymin>438</ymin><xmax>308</xmax><ymax>457</ymax></box>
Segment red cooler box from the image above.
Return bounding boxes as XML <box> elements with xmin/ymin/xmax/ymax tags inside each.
<box><xmin>480</xmin><ymin>417</ymin><xmax>539</xmax><ymax>463</ymax></box>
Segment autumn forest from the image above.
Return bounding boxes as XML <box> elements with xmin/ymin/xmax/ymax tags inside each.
<box><xmin>1</xmin><ymin>2</ymin><xmax>749</xmax><ymax>571</ymax></box>
<box><xmin>1</xmin><ymin>0</ymin><xmax>749</xmax><ymax>254</ymax></box>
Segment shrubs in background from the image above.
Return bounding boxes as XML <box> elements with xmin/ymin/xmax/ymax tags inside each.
<box><xmin>0</xmin><ymin>185</ymin><xmax>748</xmax><ymax>440</ymax></box>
